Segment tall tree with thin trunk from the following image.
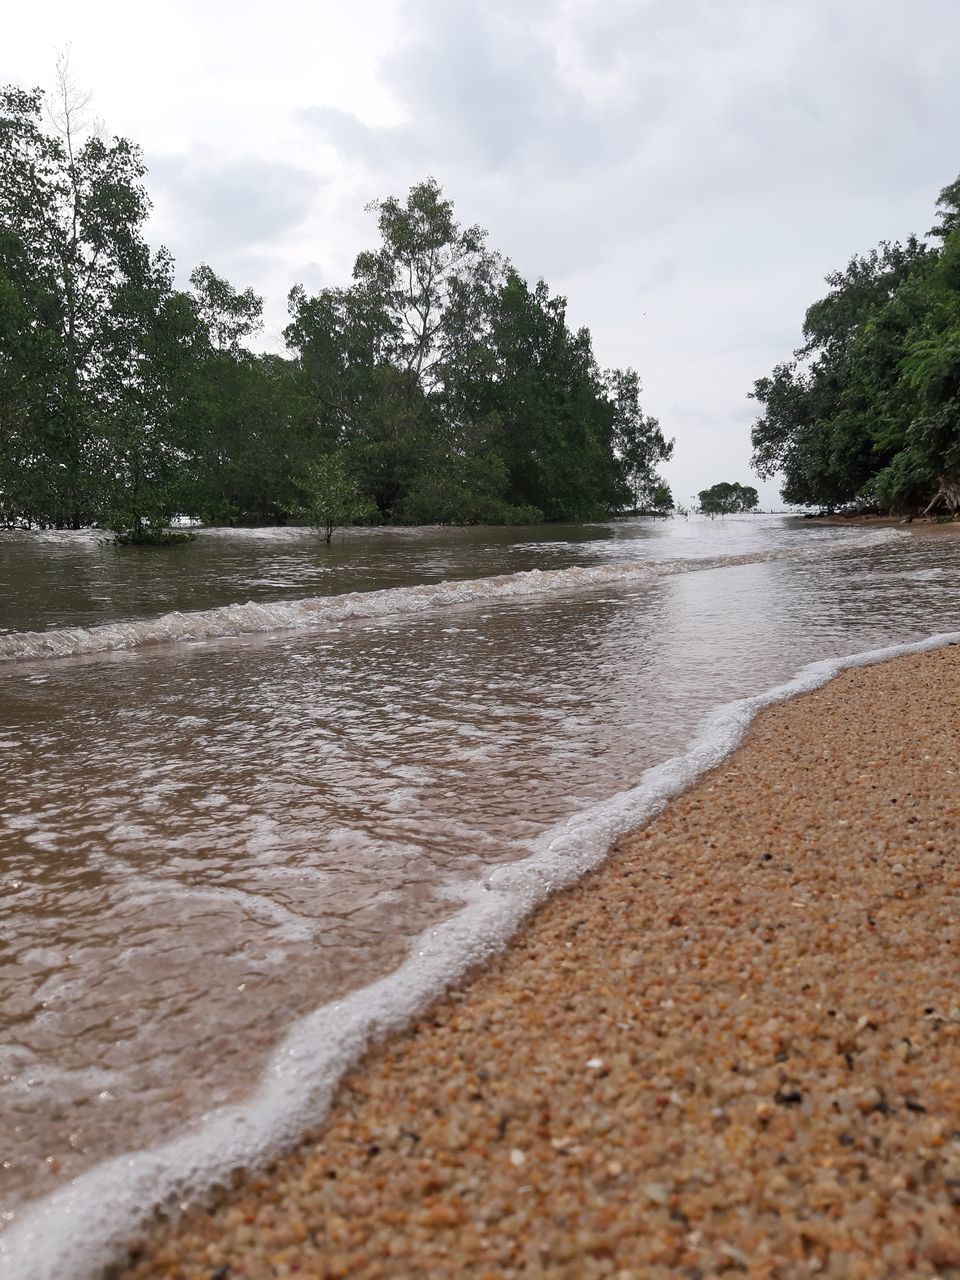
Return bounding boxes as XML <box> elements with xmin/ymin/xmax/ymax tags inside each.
<box><xmin>0</xmin><ymin>66</ymin><xmax>172</xmax><ymax>528</ymax></box>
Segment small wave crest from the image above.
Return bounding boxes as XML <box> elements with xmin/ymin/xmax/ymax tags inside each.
<box><xmin>0</xmin><ymin>530</ymin><xmax>901</xmax><ymax>665</ymax></box>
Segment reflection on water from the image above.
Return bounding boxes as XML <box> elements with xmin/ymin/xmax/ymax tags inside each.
<box><xmin>1</xmin><ymin>519</ymin><xmax>958</xmax><ymax>1220</ymax></box>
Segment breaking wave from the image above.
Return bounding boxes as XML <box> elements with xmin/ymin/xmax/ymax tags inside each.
<box><xmin>0</xmin><ymin>530</ymin><xmax>900</xmax><ymax>665</ymax></box>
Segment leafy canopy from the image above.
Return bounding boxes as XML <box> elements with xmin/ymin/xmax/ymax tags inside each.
<box><xmin>697</xmin><ymin>482</ymin><xmax>759</xmax><ymax>515</ymax></box>
<box><xmin>750</xmin><ymin>175</ymin><xmax>960</xmax><ymax>515</ymax></box>
<box><xmin>1</xmin><ymin>77</ymin><xmax>672</xmax><ymax>536</ymax></box>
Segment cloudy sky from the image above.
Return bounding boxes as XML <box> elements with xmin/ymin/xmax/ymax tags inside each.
<box><xmin>6</xmin><ymin>0</ymin><xmax>960</xmax><ymax>508</ymax></box>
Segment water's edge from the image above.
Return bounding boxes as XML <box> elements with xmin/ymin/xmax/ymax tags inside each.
<box><xmin>4</xmin><ymin>626</ymin><xmax>957</xmax><ymax>1280</ymax></box>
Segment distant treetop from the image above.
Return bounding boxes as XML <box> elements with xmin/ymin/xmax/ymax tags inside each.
<box><xmin>697</xmin><ymin>482</ymin><xmax>760</xmax><ymax>515</ymax></box>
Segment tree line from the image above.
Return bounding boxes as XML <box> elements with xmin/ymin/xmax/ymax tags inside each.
<box><xmin>750</xmin><ymin>176</ymin><xmax>960</xmax><ymax>515</ymax></box>
<box><xmin>0</xmin><ymin>80</ymin><xmax>674</xmax><ymax>539</ymax></box>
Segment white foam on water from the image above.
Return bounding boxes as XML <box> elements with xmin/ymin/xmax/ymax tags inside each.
<box><xmin>0</xmin><ymin>529</ymin><xmax>107</xmax><ymax>548</ymax></box>
<box><xmin>3</xmin><ymin>626</ymin><xmax>957</xmax><ymax>1280</ymax></box>
<box><xmin>0</xmin><ymin>530</ymin><xmax>901</xmax><ymax>665</ymax></box>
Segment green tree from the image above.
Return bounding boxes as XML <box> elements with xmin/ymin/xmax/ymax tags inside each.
<box><xmin>0</xmin><ymin>74</ymin><xmax>181</xmax><ymax>531</ymax></box>
<box><xmin>888</xmin><ymin>231</ymin><xmax>960</xmax><ymax>513</ymax></box>
<box><xmin>1</xmin><ymin>91</ymin><xmax>668</xmax><ymax>537</ymax></box>
<box><xmin>286</xmin><ymin>283</ymin><xmax>428</xmax><ymax>519</ymax></box>
<box><xmin>697</xmin><ymin>482</ymin><xmax>759</xmax><ymax>515</ymax></box>
<box><xmin>472</xmin><ymin>273</ymin><xmax>624</xmax><ymax>519</ymax></box>
<box><xmin>184</xmin><ymin>266</ymin><xmax>307</xmax><ymax>524</ymax></box>
<box><xmin>637</xmin><ymin>479</ymin><xmax>675</xmax><ymax>514</ymax></box>
<box><xmin>98</xmin><ymin>260</ymin><xmax>206</xmax><ymax>538</ymax></box>
<box><xmin>178</xmin><ymin>350</ymin><xmax>306</xmax><ymax>526</ymax></box>
<box><xmin>291</xmin><ymin>452</ymin><xmax>374</xmax><ymax>543</ymax></box>
<box><xmin>354</xmin><ymin>177</ymin><xmax>504</xmax><ymax>398</ymax></box>
<box><xmin>189</xmin><ymin>262</ymin><xmax>262</xmax><ymax>354</ymax></box>
<box><xmin>751</xmin><ymin>175</ymin><xmax>960</xmax><ymax>516</ymax></box>
<box><xmin>750</xmin><ymin>239</ymin><xmax>931</xmax><ymax>510</ymax></box>
<box><xmin>286</xmin><ymin>183</ymin><xmax>670</xmax><ymax>527</ymax></box>
<box><xmin>287</xmin><ymin>179</ymin><xmax>508</xmax><ymax>521</ymax></box>
<box><xmin>605</xmin><ymin>366</ymin><xmax>674</xmax><ymax>511</ymax></box>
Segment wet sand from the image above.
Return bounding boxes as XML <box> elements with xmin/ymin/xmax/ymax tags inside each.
<box><xmin>799</xmin><ymin>514</ymin><xmax>960</xmax><ymax>540</ymax></box>
<box><xmin>119</xmin><ymin>644</ymin><xmax>960</xmax><ymax>1279</ymax></box>
<box><xmin>906</xmin><ymin>519</ymin><xmax>960</xmax><ymax>538</ymax></box>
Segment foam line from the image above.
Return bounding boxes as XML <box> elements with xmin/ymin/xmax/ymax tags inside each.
<box><xmin>3</xmin><ymin>626</ymin><xmax>956</xmax><ymax>1280</ymax></box>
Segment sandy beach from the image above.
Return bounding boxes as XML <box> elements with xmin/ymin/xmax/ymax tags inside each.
<box><xmin>800</xmin><ymin>515</ymin><xmax>960</xmax><ymax>540</ymax></box>
<box><xmin>112</xmin><ymin>639</ymin><xmax>960</xmax><ymax>1279</ymax></box>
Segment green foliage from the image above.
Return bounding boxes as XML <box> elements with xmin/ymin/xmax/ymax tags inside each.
<box><xmin>394</xmin><ymin>446</ymin><xmax>542</xmax><ymax>525</ymax></box>
<box><xmin>1</xmin><ymin>78</ymin><xmax>670</xmax><ymax>535</ymax></box>
<box><xmin>291</xmin><ymin>454</ymin><xmax>375</xmax><ymax>543</ymax></box>
<box><xmin>751</xmin><ymin>175</ymin><xmax>960</xmax><ymax>515</ymax></box>
<box><xmin>605</xmin><ymin>368</ymin><xmax>674</xmax><ymax>510</ymax></box>
<box><xmin>697</xmin><ymin>482</ymin><xmax>760</xmax><ymax>515</ymax></box>
<box><xmin>637</xmin><ymin>481</ymin><xmax>675</xmax><ymax>514</ymax></box>
<box><xmin>189</xmin><ymin>262</ymin><xmax>262</xmax><ymax>353</ymax></box>
<box><xmin>0</xmin><ymin>79</ymin><xmax>201</xmax><ymax>533</ymax></box>
<box><xmin>285</xmin><ymin>189</ymin><xmax>671</xmax><ymax>526</ymax></box>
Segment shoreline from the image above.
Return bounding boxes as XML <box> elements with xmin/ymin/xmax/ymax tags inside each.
<box><xmin>794</xmin><ymin>514</ymin><xmax>960</xmax><ymax>539</ymax></box>
<box><xmin>113</xmin><ymin>643</ymin><xmax>960</xmax><ymax>1280</ymax></box>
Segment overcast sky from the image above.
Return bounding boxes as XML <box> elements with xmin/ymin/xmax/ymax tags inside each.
<box><xmin>6</xmin><ymin>0</ymin><xmax>960</xmax><ymax>508</ymax></box>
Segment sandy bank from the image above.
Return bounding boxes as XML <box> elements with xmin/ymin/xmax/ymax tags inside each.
<box><xmin>797</xmin><ymin>514</ymin><xmax>960</xmax><ymax>540</ymax></box>
<box><xmin>120</xmin><ymin>646</ymin><xmax>960</xmax><ymax>1280</ymax></box>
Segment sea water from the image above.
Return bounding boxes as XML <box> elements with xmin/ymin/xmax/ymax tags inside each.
<box><xmin>1</xmin><ymin>516</ymin><xmax>958</xmax><ymax>1279</ymax></box>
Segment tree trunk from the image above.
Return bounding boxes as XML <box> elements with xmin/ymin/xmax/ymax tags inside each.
<box><xmin>922</xmin><ymin>475</ymin><xmax>960</xmax><ymax>516</ymax></box>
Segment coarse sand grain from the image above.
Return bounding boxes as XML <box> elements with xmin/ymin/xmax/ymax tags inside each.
<box><xmin>117</xmin><ymin>644</ymin><xmax>960</xmax><ymax>1280</ymax></box>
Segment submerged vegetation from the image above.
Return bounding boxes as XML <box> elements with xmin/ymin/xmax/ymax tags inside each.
<box><xmin>0</xmin><ymin>80</ymin><xmax>673</xmax><ymax>538</ymax></box>
<box><xmin>111</xmin><ymin>526</ymin><xmax>196</xmax><ymax>547</ymax></box>
<box><xmin>751</xmin><ymin>177</ymin><xmax>960</xmax><ymax>516</ymax></box>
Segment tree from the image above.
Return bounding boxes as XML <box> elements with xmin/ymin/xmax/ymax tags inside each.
<box><xmin>286</xmin><ymin>283</ymin><xmax>429</xmax><ymax>519</ymax></box>
<box><xmin>750</xmin><ymin>239</ymin><xmax>931</xmax><ymax>510</ymax></box>
<box><xmin>750</xmin><ymin>174</ymin><xmax>960</xmax><ymax>516</ymax></box>
<box><xmin>896</xmin><ymin>230</ymin><xmax>960</xmax><ymax>514</ymax></box>
<box><xmin>931</xmin><ymin>176</ymin><xmax>960</xmax><ymax>241</ymax></box>
<box><xmin>0</xmin><ymin>75</ymin><xmax>182</xmax><ymax>531</ymax></box>
<box><xmin>97</xmin><ymin>257</ymin><xmax>206</xmax><ymax>538</ymax></box>
<box><xmin>697</xmin><ymin>481</ymin><xmax>759</xmax><ymax>515</ymax></box>
<box><xmin>604</xmin><ymin>366</ymin><xmax>674</xmax><ymax>510</ymax></box>
<box><xmin>638</xmin><ymin>479</ymin><xmax>675</xmax><ymax>514</ymax></box>
<box><xmin>464</xmin><ymin>272</ymin><xmax>661</xmax><ymax>520</ymax></box>
<box><xmin>184</xmin><ymin>266</ymin><xmax>308</xmax><ymax>524</ymax></box>
<box><xmin>354</xmin><ymin>177</ymin><xmax>504</xmax><ymax>399</ymax></box>
<box><xmin>189</xmin><ymin>263</ymin><xmax>262</xmax><ymax>354</ymax></box>
<box><xmin>291</xmin><ymin>453</ymin><xmax>374</xmax><ymax>543</ymax></box>
<box><xmin>286</xmin><ymin>179</ymin><xmax>509</xmax><ymax>522</ymax></box>
<box><xmin>285</xmin><ymin>183</ymin><xmax>672</xmax><ymax>526</ymax></box>
<box><xmin>1</xmin><ymin>80</ymin><xmax>668</xmax><ymax>535</ymax></box>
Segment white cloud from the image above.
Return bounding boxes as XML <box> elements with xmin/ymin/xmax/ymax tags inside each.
<box><xmin>149</xmin><ymin>151</ymin><xmax>321</xmax><ymax>272</ymax></box>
